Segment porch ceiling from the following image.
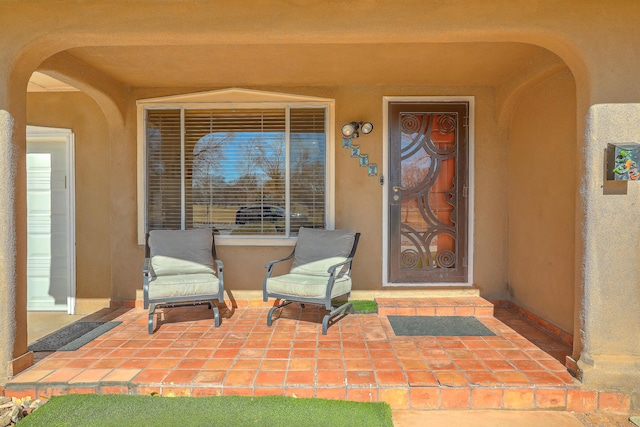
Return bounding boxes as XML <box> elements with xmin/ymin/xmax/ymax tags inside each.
<box><xmin>47</xmin><ymin>42</ymin><xmax>552</xmax><ymax>89</ymax></box>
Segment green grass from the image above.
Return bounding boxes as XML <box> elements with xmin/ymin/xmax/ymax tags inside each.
<box><xmin>334</xmin><ymin>300</ymin><xmax>377</xmax><ymax>314</ymax></box>
<box><xmin>19</xmin><ymin>394</ymin><xmax>393</xmax><ymax>427</ymax></box>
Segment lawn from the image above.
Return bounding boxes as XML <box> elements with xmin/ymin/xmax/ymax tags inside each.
<box><xmin>19</xmin><ymin>394</ymin><xmax>393</xmax><ymax>427</ymax></box>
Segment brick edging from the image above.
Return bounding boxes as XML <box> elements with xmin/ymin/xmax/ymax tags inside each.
<box><xmin>491</xmin><ymin>300</ymin><xmax>573</xmax><ymax>347</ymax></box>
<box><xmin>1</xmin><ymin>384</ymin><xmax>632</xmax><ymax>415</ymax></box>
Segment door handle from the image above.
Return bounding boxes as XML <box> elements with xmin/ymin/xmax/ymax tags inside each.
<box><xmin>392</xmin><ymin>185</ymin><xmax>403</xmax><ymax>202</ymax></box>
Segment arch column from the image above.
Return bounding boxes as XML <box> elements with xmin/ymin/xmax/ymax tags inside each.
<box><xmin>0</xmin><ymin>63</ymin><xmax>31</xmax><ymax>384</ymax></box>
<box><xmin>579</xmin><ymin>102</ymin><xmax>640</xmax><ymax>392</ymax></box>
<box><xmin>577</xmin><ymin>51</ymin><xmax>640</xmax><ymax>408</ymax></box>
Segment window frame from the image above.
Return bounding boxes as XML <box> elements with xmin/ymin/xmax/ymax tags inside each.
<box><xmin>136</xmin><ymin>89</ymin><xmax>336</xmax><ymax>246</ymax></box>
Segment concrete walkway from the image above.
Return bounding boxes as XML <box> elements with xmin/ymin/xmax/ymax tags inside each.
<box><xmin>393</xmin><ymin>410</ymin><xmax>586</xmax><ymax>427</ymax></box>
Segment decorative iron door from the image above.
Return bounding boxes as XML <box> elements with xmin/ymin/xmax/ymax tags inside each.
<box><xmin>388</xmin><ymin>102</ymin><xmax>468</xmax><ymax>283</ymax></box>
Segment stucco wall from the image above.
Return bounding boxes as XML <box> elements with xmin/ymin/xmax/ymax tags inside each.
<box><xmin>507</xmin><ymin>71</ymin><xmax>577</xmax><ymax>333</ymax></box>
<box><xmin>102</xmin><ymin>84</ymin><xmax>509</xmax><ymax>303</ymax></box>
<box><xmin>3</xmin><ymin>0</ymin><xmax>640</xmax><ymax>398</ymax></box>
<box><xmin>27</xmin><ymin>92</ymin><xmax>111</xmax><ymax>313</ymax></box>
<box><xmin>579</xmin><ymin>103</ymin><xmax>640</xmax><ymax>392</ymax></box>
<box><xmin>22</xmin><ymin>80</ymin><xmax>548</xmax><ymax>315</ymax></box>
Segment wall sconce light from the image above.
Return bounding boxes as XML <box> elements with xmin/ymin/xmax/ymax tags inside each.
<box><xmin>341</xmin><ymin>121</ymin><xmax>374</xmax><ymax>138</ymax></box>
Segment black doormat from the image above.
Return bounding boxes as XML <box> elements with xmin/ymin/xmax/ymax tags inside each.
<box><xmin>28</xmin><ymin>321</ymin><xmax>122</xmax><ymax>352</ymax></box>
<box><xmin>388</xmin><ymin>316</ymin><xmax>496</xmax><ymax>337</ymax></box>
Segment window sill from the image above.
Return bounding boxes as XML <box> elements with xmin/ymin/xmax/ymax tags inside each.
<box><xmin>214</xmin><ymin>236</ymin><xmax>297</xmax><ymax>246</ymax></box>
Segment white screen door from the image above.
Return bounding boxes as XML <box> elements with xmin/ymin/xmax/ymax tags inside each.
<box><xmin>26</xmin><ymin>126</ymin><xmax>75</xmax><ymax>313</ymax></box>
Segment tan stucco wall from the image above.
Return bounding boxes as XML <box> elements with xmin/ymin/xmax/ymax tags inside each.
<box><xmin>507</xmin><ymin>71</ymin><xmax>577</xmax><ymax>333</ymax></box>
<box><xmin>27</xmin><ymin>92</ymin><xmax>112</xmax><ymax>313</ymax></box>
<box><xmin>2</xmin><ymin>0</ymin><xmax>640</xmax><ymax>397</ymax></box>
<box><xmin>110</xmin><ymin>85</ymin><xmax>506</xmax><ymax>303</ymax></box>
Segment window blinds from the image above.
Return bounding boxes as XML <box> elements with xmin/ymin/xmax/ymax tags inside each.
<box><xmin>146</xmin><ymin>109</ymin><xmax>182</xmax><ymax>230</ymax></box>
<box><xmin>145</xmin><ymin>107</ymin><xmax>326</xmax><ymax>236</ymax></box>
<box><xmin>290</xmin><ymin>108</ymin><xmax>326</xmax><ymax>232</ymax></box>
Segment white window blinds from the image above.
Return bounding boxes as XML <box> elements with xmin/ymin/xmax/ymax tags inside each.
<box><xmin>145</xmin><ymin>107</ymin><xmax>326</xmax><ymax>237</ymax></box>
<box><xmin>146</xmin><ymin>109</ymin><xmax>182</xmax><ymax>231</ymax></box>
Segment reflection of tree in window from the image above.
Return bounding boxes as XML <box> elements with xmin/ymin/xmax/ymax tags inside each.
<box><xmin>146</xmin><ymin>107</ymin><xmax>326</xmax><ymax>236</ymax></box>
<box><xmin>190</xmin><ymin>129</ymin><xmax>286</xmax><ymax>234</ymax></box>
<box><xmin>192</xmin><ymin>132</ymin><xmax>228</xmax><ymax>206</ymax></box>
<box><xmin>291</xmin><ymin>137</ymin><xmax>324</xmax><ymax>227</ymax></box>
<box><xmin>249</xmin><ymin>134</ymin><xmax>285</xmax><ymax>205</ymax></box>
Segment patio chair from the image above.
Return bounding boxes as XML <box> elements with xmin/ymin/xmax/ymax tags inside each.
<box><xmin>263</xmin><ymin>227</ymin><xmax>360</xmax><ymax>334</ymax></box>
<box><xmin>143</xmin><ymin>229</ymin><xmax>225</xmax><ymax>334</ymax></box>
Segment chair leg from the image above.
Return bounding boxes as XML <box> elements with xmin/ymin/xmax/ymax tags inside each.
<box><xmin>267</xmin><ymin>300</ymin><xmax>294</xmax><ymax>327</ymax></box>
<box><xmin>321</xmin><ymin>302</ymin><xmax>354</xmax><ymax>335</ymax></box>
<box><xmin>148</xmin><ymin>303</ymin><xmax>157</xmax><ymax>334</ymax></box>
<box><xmin>213</xmin><ymin>304</ymin><xmax>220</xmax><ymax>327</ymax></box>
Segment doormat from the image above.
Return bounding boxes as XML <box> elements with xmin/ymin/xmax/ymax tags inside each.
<box><xmin>388</xmin><ymin>316</ymin><xmax>496</xmax><ymax>337</ymax></box>
<box><xmin>28</xmin><ymin>321</ymin><xmax>122</xmax><ymax>352</ymax></box>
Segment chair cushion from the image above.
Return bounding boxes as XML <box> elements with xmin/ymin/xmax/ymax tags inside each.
<box><xmin>266</xmin><ymin>273</ymin><xmax>351</xmax><ymax>299</ymax></box>
<box><xmin>148</xmin><ymin>273</ymin><xmax>220</xmax><ymax>300</ymax></box>
<box><xmin>290</xmin><ymin>228</ymin><xmax>356</xmax><ymax>277</ymax></box>
<box><xmin>148</xmin><ymin>229</ymin><xmax>215</xmax><ymax>276</ymax></box>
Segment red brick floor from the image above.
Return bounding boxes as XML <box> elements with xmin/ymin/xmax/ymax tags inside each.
<box><xmin>493</xmin><ymin>307</ymin><xmax>572</xmax><ymax>363</ymax></box>
<box><xmin>3</xmin><ymin>298</ymin><xmax>632</xmax><ymax>414</ymax></box>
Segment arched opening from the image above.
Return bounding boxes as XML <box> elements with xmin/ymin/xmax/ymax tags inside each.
<box><xmin>17</xmin><ymin>38</ymin><xmax>580</xmax><ymax>375</ymax></box>
<box><xmin>26</xmin><ymin>72</ymin><xmax>115</xmax><ymax>355</ymax></box>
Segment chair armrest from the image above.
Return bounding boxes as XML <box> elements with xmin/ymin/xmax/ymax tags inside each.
<box><xmin>263</xmin><ymin>250</ymin><xmax>295</xmax><ymax>301</ymax></box>
<box><xmin>264</xmin><ymin>251</ymin><xmax>295</xmax><ymax>270</ymax></box>
<box><xmin>214</xmin><ymin>258</ymin><xmax>225</xmax><ymax>300</ymax></box>
<box><xmin>264</xmin><ymin>251</ymin><xmax>295</xmax><ymax>286</ymax></box>
<box><xmin>143</xmin><ymin>258</ymin><xmax>151</xmax><ymax>276</ymax></box>
<box><xmin>324</xmin><ymin>257</ymin><xmax>354</xmax><ymax>302</ymax></box>
<box><xmin>327</xmin><ymin>257</ymin><xmax>354</xmax><ymax>276</ymax></box>
<box><xmin>143</xmin><ymin>258</ymin><xmax>151</xmax><ymax>309</ymax></box>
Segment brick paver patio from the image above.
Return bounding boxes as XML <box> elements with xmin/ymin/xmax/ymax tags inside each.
<box><xmin>1</xmin><ymin>298</ymin><xmax>631</xmax><ymax>414</ymax></box>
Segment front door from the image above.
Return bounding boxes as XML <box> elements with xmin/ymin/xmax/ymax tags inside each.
<box><xmin>388</xmin><ymin>102</ymin><xmax>469</xmax><ymax>283</ymax></box>
<box><xmin>26</xmin><ymin>126</ymin><xmax>75</xmax><ymax>312</ymax></box>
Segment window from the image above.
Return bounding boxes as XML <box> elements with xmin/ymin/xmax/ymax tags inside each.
<box><xmin>139</xmin><ymin>91</ymin><xmax>332</xmax><ymax>244</ymax></box>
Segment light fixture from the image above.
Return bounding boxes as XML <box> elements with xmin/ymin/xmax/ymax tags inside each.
<box><xmin>341</xmin><ymin>122</ymin><xmax>359</xmax><ymax>138</ymax></box>
<box><xmin>341</xmin><ymin>121</ymin><xmax>374</xmax><ymax>138</ymax></box>
<box><xmin>360</xmin><ymin>121</ymin><xmax>374</xmax><ymax>135</ymax></box>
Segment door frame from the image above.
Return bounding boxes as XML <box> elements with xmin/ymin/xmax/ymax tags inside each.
<box><xmin>26</xmin><ymin>125</ymin><xmax>76</xmax><ymax>314</ymax></box>
<box><xmin>382</xmin><ymin>96</ymin><xmax>475</xmax><ymax>287</ymax></box>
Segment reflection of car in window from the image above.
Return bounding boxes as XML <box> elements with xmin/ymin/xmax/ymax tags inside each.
<box><xmin>235</xmin><ymin>205</ymin><xmax>308</xmax><ymax>226</ymax></box>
